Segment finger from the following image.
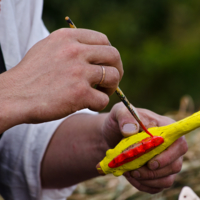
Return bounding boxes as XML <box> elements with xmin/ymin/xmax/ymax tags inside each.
<box><xmin>75</xmin><ymin>29</ymin><xmax>111</xmax><ymax>45</ymax></box>
<box><xmin>87</xmin><ymin>65</ymin><xmax>120</xmax><ymax>96</ymax></box>
<box><xmin>130</xmin><ymin>157</ymin><xmax>182</xmax><ymax>180</ymax></box>
<box><xmin>124</xmin><ymin>172</ymin><xmax>163</xmax><ymax>194</ymax></box>
<box><xmin>82</xmin><ymin>87</ymin><xmax>109</xmax><ymax>111</ymax></box>
<box><xmin>68</xmin><ymin>29</ymin><xmax>123</xmax><ymax>79</ymax></box>
<box><xmin>147</xmin><ymin>136</ymin><xmax>188</xmax><ymax>170</ymax></box>
<box><xmin>139</xmin><ymin>174</ymin><xmax>176</xmax><ymax>188</ymax></box>
<box><xmin>111</xmin><ymin>102</ymin><xmax>140</xmax><ymax>137</ymax></box>
<box><xmin>112</xmin><ymin>103</ymin><xmax>174</xmax><ymax>137</ymax></box>
<box><xmin>84</xmin><ymin>45</ymin><xmax>123</xmax><ymax>80</ymax></box>
<box><xmin>60</xmin><ymin>28</ymin><xmax>111</xmax><ymax>45</ymax></box>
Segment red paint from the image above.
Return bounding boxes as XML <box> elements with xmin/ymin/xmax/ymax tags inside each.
<box><xmin>108</xmin><ymin>136</ymin><xmax>164</xmax><ymax>168</ymax></box>
<box><xmin>139</xmin><ymin>123</ymin><xmax>153</xmax><ymax>137</ymax></box>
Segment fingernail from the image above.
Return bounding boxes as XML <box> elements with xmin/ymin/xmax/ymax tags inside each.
<box><xmin>149</xmin><ymin>160</ymin><xmax>159</xmax><ymax>170</ymax></box>
<box><xmin>122</xmin><ymin>123</ymin><xmax>137</xmax><ymax>134</ymax></box>
<box><xmin>131</xmin><ymin>170</ymin><xmax>140</xmax><ymax>179</ymax></box>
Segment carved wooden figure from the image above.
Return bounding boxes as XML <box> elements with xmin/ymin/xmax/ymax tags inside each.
<box><xmin>96</xmin><ymin>111</ymin><xmax>200</xmax><ymax>176</ymax></box>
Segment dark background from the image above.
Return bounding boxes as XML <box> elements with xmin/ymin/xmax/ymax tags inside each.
<box><xmin>43</xmin><ymin>0</ymin><xmax>200</xmax><ymax>115</ymax></box>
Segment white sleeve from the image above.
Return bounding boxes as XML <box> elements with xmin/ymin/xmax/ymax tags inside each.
<box><xmin>0</xmin><ymin>109</ymin><xmax>97</xmax><ymax>200</ymax></box>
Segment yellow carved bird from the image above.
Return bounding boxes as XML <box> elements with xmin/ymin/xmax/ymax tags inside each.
<box><xmin>96</xmin><ymin>111</ymin><xmax>200</xmax><ymax>176</ymax></box>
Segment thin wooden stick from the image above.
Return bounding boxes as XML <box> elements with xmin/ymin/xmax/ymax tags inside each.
<box><xmin>65</xmin><ymin>16</ymin><xmax>153</xmax><ymax>137</ymax></box>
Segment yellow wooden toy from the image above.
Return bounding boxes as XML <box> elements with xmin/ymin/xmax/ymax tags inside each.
<box><xmin>96</xmin><ymin>111</ymin><xmax>200</xmax><ymax>176</ymax></box>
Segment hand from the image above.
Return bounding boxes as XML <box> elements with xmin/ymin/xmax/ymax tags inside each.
<box><xmin>101</xmin><ymin>102</ymin><xmax>188</xmax><ymax>193</ymax></box>
<box><xmin>0</xmin><ymin>28</ymin><xmax>123</xmax><ymax>131</ymax></box>
<box><xmin>124</xmin><ymin>136</ymin><xmax>187</xmax><ymax>193</ymax></box>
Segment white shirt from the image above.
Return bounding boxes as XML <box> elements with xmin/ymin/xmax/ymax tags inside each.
<box><xmin>0</xmin><ymin>0</ymin><xmax>94</xmax><ymax>199</ymax></box>
<box><xmin>0</xmin><ymin>121</ymin><xmax>77</xmax><ymax>200</ymax></box>
<box><xmin>0</xmin><ymin>0</ymin><xmax>49</xmax><ymax>70</ymax></box>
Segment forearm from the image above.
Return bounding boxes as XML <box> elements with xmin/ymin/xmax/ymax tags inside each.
<box><xmin>40</xmin><ymin>113</ymin><xmax>111</xmax><ymax>188</ymax></box>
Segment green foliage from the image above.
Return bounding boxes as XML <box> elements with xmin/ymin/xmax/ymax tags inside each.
<box><xmin>43</xmin><ymin>0</ymin><xmax>200</xmax><ymax>114</ymax></box>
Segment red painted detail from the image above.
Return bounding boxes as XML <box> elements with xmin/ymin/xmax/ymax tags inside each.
<box><xmin>140</xmin><ymin>123</ymin><xmax>153</xmax><ymax>137</ymax></box>
<box><xmin>108</xmin><ymin>136</ymin><xmax>164</xmax><ymax>168</ymax></box>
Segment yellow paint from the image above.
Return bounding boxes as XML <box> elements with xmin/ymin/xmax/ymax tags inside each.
<box><xmin>99</xmin><ymin>111</ymin><xmax>200</xmax><ymax>176</ymax></box>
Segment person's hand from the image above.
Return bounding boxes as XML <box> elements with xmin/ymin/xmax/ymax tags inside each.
<box><xmin>101</xmin><ymin>102</ymin><xmax>188</xmax><ymax>194</ymax></box>
<box><xmin>0</xmin><ymin>28</ymin><xmax>123</xmax><ymax>131</ymax></box>
<box><xmin>124</xmin><ymin>136</ymin><xmax>187</xmax><ymax>193</ymax></box>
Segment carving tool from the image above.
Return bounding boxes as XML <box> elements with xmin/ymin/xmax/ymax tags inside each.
<box><xmin>65</xmin><ymin>16</ymin><xmax>153</xmax><ymax>137</ymax></box>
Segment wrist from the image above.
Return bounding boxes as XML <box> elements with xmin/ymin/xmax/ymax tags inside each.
<box><xmin>0</xmin><ymin>70</ymin><xmax>27</xmax><ymax>132</ymax></box>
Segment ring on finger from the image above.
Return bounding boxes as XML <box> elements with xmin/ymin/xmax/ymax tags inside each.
<box><xmin>99</xmin><ymin>66</ymin><xmax>106</xmax><ymax>85</ymax></box>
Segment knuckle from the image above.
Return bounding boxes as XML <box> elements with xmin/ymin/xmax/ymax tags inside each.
<box><xmin>172</xmin><ymin>159</ymin><xmax>182</xmax><ymax>173</ymax></box>
<box><xmin>147</xmin><ymin>171</ymin><xmax>157</xmax><ymax>179</ymax></box>
<box><xmin>66</xmin><ymin>43</ymin><xmax>82</xmax><ymax>59</ymax></box>
<box><xmin>49</xmin><ymin>30</ymin><xmax>84</xmax><ymax>61</ymax></box>
<box><xmin>111</xmin><ymin>47</ymin><xmax>121</xmax><ymax>62</ymax></box>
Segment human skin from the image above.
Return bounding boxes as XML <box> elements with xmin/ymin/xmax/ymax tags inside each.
<box><xmin>0</xmin><ymin>28</ymin><xmax>123</xmax><ymax>133</ymax></box>
<box><xmin>41</xmin><ymin>103</ymin><xmax>188</xmax><ymax>194</ymax></box>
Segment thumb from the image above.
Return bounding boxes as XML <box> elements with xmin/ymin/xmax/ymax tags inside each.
<box><xmin>114</xmin><ymin>102</ymin><xmax>140</xmax><ymax>137</ymax></box>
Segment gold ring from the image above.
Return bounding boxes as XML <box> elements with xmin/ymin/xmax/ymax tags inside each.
<box><xmin>99</xmin><ymin>66</ymin><xmax>105</xmax><ymax>85</ymax></box>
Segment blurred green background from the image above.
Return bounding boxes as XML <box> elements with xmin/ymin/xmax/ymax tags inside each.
<box><xmin>43</xmin><ymin>0</ymin><xmax>200</xmax><ymax>115</ymax></box>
